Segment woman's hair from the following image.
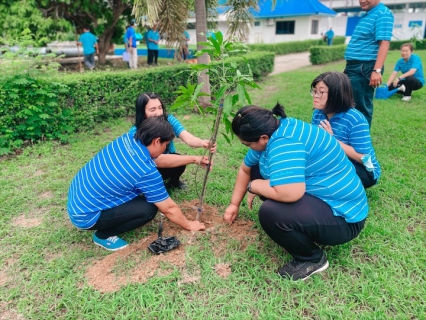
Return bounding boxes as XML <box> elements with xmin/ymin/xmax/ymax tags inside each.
<box><xmin>134</xmin><ymin>116</ymin><xmax>175</xmax><ymax>146</ymax></box>
<box><xmin>311</xmin><ymin>72</ymin><xmax>354</xmax><ymax>114</ymax></box>
<box><xmin>232</xmin><ymin>103</ymin><xmax>286</xmax><ymax>142</ymax></box>
<box><xmin>134</xmin><ymin>92</ymin><xmax>167</xmax><ymax>128</ymax></box>
<box><xmin>401</xmin><ymin>43</ymin><xmax>414</xmax><ymax>52</ymax></box>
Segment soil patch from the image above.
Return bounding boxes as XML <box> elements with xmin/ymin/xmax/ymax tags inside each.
<box><xmin>85</xmin><ymin>200</ymin><xmax>259</xmax><ymax>293</ymax></box>
<box><xmin>12</xmin><ymin>215</ymin><xmax>42</xmax><ymax>228</ymax></box>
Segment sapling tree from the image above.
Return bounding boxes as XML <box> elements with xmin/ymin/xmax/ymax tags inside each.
<box><xmin>171</xmin><ymin>31</ymin><xmax>260</xmax><ymax>221</ymax></box>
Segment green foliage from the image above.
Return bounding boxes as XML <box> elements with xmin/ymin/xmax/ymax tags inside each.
<box><xmin>248</xmin><ymin>36</ymin><xmax>345</xmax><ymax>55</ymax></box>
<box><xmin>172</xmin><ymin>31</ymin><xmax>261</xmax><ymax>141</ymax></box>
<box><xmin>309</xmin><ymin>44</ymin><xmax>346</xmax><ymax>65</ymax></box>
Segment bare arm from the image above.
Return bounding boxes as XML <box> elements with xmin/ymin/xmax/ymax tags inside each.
<box><xmin>399</xmin><ymin>68</ymin><xmax>417</xmax><ymax>79</ymax></box>
<box><xmin>370</xmin><ymin>40</ymin><xmax>391</xmax><ymax>86</ymax></box>
<box><xmin>154</xmin><ymin>154</ymin><xmax>211</xmax><ymax>169</ymax></box>
<box><xmin>178</xmin><ymin>130</ymin><xmax>216</xmax><ymax>152</ymax></box>
<box><xmin>249</xmin><ymin>180</ymin><xmax>305</xmax><ymax>203</ymax></box>
<box><xmin>386</xmin><ymin>71</ymin><xmax>398</xmax><ymax>86</ymax></box>
<box><xmin>155</xmin><ymin>198</ymin><xmax>205</xmax><ymax>231</ymax></box>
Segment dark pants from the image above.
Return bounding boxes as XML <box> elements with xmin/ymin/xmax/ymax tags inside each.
<box><xmin>89</xmin><ymin>196</ymin><xmax>158</xmax><ymax>239</ymax></box>
<box><xmin>350</xmin><ymin>160</ymin><xmax>377</xmax><ymax>189</ymax></box>
<box><xmin>251</xmin><ymin>165</ymin><xmax>365</xmax><ymax>263</ymax></box>
<box><xmin>83</xmin><ymin>53</ymin><xmax>95</xmax><ymax>69</ymax></box>
<box><xmin>388</xmin><ymin>76</ymin><xmax>423</xmax><ymax>97</ymax></box>
<box><xmin>158</xmin><ymin>165</ymin><xmax>186</xmax><ymax>187</ymax></box>
<box><xmin>344</xmin><ymin>60</ymin><xmax>376</xmax><ymax>128</ymax></box>
<box><xmin>148</xmin><ymin>49</ymin><xmax>159</xmax><ymax>65</ymax></box>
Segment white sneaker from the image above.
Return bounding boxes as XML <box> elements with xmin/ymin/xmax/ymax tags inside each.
<box><xmin>401</xmin><ymin>96</ymin><xmax>411</xmax><ymax>101</ymax></box>
<box><xmin>398</xmin><ymin>84</ymin><xmax>406</xmax><ymax>92</ymax></box>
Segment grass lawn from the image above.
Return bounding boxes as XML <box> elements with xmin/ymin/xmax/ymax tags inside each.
<box><xmin>0</xmin><ymin>50</ymin><xmax>425</xmax><ymax>319</ymax></box>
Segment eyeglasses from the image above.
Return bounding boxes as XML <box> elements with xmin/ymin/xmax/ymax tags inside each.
<box><xmin>310</xmin><ymin>89</ymin><xmax>328</xmax><ymax>98</ymax></box>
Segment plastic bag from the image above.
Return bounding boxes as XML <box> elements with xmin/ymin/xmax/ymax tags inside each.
<box><xmin>148</xmin><ymin>220</ymin><xmax>180</xmax><ymax>254</ymax></box>
<box><xmin>122</xmin><ymin>51</ymin><xmax>130</xmax><ymax>62</ymax></box>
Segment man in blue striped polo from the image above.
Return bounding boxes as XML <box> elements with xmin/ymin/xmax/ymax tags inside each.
<box><xmin>344</xmin><ymin>0</ymin><xmax>394</xmax><ymax>128</ymax></box>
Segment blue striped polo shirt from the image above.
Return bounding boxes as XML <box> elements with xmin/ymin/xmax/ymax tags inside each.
<box><xmin>394</xmin><ymin>54</ymin><xmax>425</xmax><ymax>85</ymax></box>
<box><xmin>345</xmin><ymin>3</ymin><xmax>394</xmax><ymax>61</ymax></box>
<box><xmin>67</xmin><ymin>133</ymin><xmax>169</xmax><ymax>229</ymax></box>
<box><xmin>244</xmin><ymin>118</ymin><xmax>368</xmax><ymax>223</ymax></box>
<box><xmin>129</xmin><ymin>114</ymin><xmax>185</xmax><ymax>154</ymax></box>
<box><xmin>311</xmin><ymin>108</ymin><xmax>381</xmax><ymax>180</ymax></box>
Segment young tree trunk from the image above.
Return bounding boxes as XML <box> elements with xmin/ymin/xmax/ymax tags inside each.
<box><xmin>195</xmin><ymin>0</ymin><xmax>211</xmax><ymax>107</ymax></box>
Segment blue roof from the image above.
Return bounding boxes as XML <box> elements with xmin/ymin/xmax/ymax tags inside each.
<box><xmin>250</xmin><ymin>0</ymin><xmax>336</xmax><ymax>18</ymax></box>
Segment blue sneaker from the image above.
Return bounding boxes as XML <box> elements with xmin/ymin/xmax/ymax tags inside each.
<box><xmin>93</xmin><ymin>234</ymin><xmax>128</xmax><ymax>251</ymax></box>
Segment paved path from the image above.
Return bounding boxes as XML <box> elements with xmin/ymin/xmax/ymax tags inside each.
<box><xmin>270</xmin><ymin>52</ymin><xmax>311</xmax><ymax>75</ymax></box>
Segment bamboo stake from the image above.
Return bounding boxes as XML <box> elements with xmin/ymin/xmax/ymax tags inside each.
<box><xmin>196</xmin><ymin>100</ymin><xmax>223</xmax><ymax>221</ymax></box>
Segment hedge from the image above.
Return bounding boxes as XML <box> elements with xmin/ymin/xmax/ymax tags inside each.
<box><xmin>0</xmin><ymin>51</ymin><xmax>274</xmax><ymax>154</ymax></box>
<box><xmin>309</xmin><ymin>44</ymin><xmax>346</xmax><ymax>65</ymax></box>
<box><xmin>248</xmin><ymin>36</ymin><xmax>346</xmax><ymax>55</ymax></box>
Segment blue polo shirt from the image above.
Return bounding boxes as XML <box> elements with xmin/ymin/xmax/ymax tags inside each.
<box><xmin>78</xmin><ymin>32</ymin><xmax>97</xmax><ymax>55</ymax></box>
<box><xmin>325</xmin><ymin>29</ymin><xmax>334</xmax><ymax>39</ymax></box>
<box><xmin>345</xmin><ymin>3</ymin><xmax>394</xmax><ymax>61</ymax></box>
<box><xmin>126</xmin><ymin>27</ymin><xmax>137</xmax><ymax>48</ymax></box>
<box><xmin>311</xmin><ymin>108</ymin><xmax>381</xmax><ymax>180</ymax></box>
<box><xmin>244</xmin><ymin>118</ymin><xmax>368</xmax><ymax>223</ymax></box>
<box><xmin>67</xmin><ymin>133</ymin><xmax>169</xmax><ymax>229</ymax></box>
<box><xmin>129</xmin><ymin>114</ymin><xmax>185</xmax><ymax>154</ymax></box>
<box><xmin>394</xmin><ymin>54</ymin><xmax>425</xmax><ymax>85</ymax></box>
<box><xmin>146</xmin><ymin>30</ymin><xmax>160</xmax><ymax>50</ymax></box>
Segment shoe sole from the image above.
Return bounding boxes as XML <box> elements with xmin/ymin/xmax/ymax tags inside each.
<box><xmin>277</xmin><ymin>260</ymin><xmax>329</xmax><ymax>281</ymax></box>
<box><xmin>94</xmin><ymin>241</ymin><xmax>128</xmax><ymax>251</ymax></box>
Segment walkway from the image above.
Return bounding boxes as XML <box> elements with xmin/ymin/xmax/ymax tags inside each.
<box><xmin>270</xmin><ymin>52</ymin><xmax>311</xmax><ymax>75</ymax></box>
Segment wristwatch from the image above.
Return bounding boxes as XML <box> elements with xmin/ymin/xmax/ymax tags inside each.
<box><xmin>247</xmin><ymin>181</ymin><xmax>254</xmax><ymax>193</ymax></box>
<box><xmin>373</xmin><ymin>68</ymin><xmax>382</xmax><ymax>73</ymax></box>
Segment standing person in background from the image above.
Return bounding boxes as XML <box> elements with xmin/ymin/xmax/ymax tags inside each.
<box><xmin>325</xmin><ymin>27</ymin><xmax>334</xmax><ymax>46</ymax></box>
<box><xmin>344</xmin><ymin>0</ymin><xmax>394</xmax><ymax>128</ymax></box>
<box><xmin>77</xmin><ymin>26</ymin><xmax>99</xmax><ymax>70</ymax></box>
<box><xmin>386</xmin><ymin>43</ymin><xmax>424</xmax><ymax>101</ymax></box>
<box><xmin>123</xmin><ymin>26</ymin><xmax>130</xmax><ymax>68</ymax></box>
<box><xmin>310</xmin><ymin>72</ymin><xmax>381</xmax><ymax>189</ymax></box>
<box><xmin>182</xmin><ymin>30</ymin><xmax>190</xmax><ymax>61</ymax></box>
<box><xmin>147</xmin><ymin>24</ymin><xmax>160</xmax><ymax>66</ymax></box>
<box><xmin>126</xmin><ymin>20</ymin><xmax>138</xmax><ymax>69</ymax></box>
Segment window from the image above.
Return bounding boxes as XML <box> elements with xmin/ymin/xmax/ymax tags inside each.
<box><xmin>311</xmin><ymin>20</ymin><xmax>319</xmax><ymax>34</ymax></box>
<box><xmin>254</xmin><ymin>21</ymin><xmax>260</xmax><ymax>27</ymax></box>
<box><xmin>276</xmin><ymin>21</ymin><xmax>295</xmax><ymax>35</ymax></box>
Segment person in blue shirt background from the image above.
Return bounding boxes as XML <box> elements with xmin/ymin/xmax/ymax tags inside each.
<box><xmin>224</xmin><ymin>104</ymin><xmax>368</xmax><ymax>281</ymax></box>
<box><xmin>325</xmin><ymin>27</ymin><xmax>334</xmax><ymax>46</ymax></box>
<box><xmin>129</xmin><ymin>92</ymin><xmax>216</xmax><ymax>190</ymax></box>
<box><xmin>182</xmin><ymin>30</ymin><xmax>190</xmax><ymax>61</ymax></box>
<box><xmin>126</xmin><ymin>20</ymin><xmax>138</xmax><ymax>69</ymax></box>
<box><xmin>67</xmin><ymin>116</ymin><xmax>206</xmax><ymax>251</ymax></box>
<box><xmin>310</xmin><ymin>71</ymin><xmax>381</xmax><ymax>188</ymax></box>
<box><xmin>77</xmin><ymin>26</ymin><xmax>98</xmax><ymax>70</ymax></box>
<box><xmin>344</xmin><ymin>0</ymin><xmax>394</xmax><ymax>128</ymax></box>
<box><xmin>385</xmin><ymin>43</ymin><xmax>424</xmax><ymax>101</ymax></box>
<box><xmin>146</xmin><ymin>24</ymin><xmax>160</xmax><ymax>65</ymax></box>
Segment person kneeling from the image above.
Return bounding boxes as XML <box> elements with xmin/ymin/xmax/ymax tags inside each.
<box><xmin>67</xmin><ymin>116</ymin><xmax>205</xmax><ymax>251</ymax></box>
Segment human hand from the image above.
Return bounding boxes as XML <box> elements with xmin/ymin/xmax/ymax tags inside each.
<box><xmin>247</xmin><ymin>192</ymin><xmax>256</xmax><ymax>210</ymax></box>
<box><xmin>198</xmin><ymin>156</ymin><xmax>213</xmax><ymax>171</ymax></box>
<box><xmin>369</xmin><ymin>72</ymin><xmax>382</xmax><ymax>88</ymax></box>
<box><xmin>201</xmin><ymin>140</ymin><xmax>217</xmax><ymax>153</ymax></box>
<box><xmin>223</xmin><ymin>204</ymin><xmax>239</xmax><ymax>225</ymax></box>
<box><xmin>319</xmin><ymin>119</ymin><xmax>333</xmax><ymax>135</ymax></box>
<box><xmin>393</xmin><ymin>79</ymin><xmax>399</xmax><ymax>87</ymax></box>
<box><xmin>187</xmin><ymin>220</ymin><xmax>206</xmax><ymax>231</ymax></box>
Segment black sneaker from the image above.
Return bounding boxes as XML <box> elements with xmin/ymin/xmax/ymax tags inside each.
<box><xmin>278</xmin><ymin>252</ymin><xmax>329</xmax><ymax>281</ymax></box>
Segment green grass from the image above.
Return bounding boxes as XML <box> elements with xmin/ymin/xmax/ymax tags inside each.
<box><xmin>1</xmin><ymin>50</ymin><xmax>425</xmax><ymax>319</ymax></box>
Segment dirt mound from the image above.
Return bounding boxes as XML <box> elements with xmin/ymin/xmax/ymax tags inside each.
<box><xmin>85</xmin><ymin>200</ymin><xmax>259</xmax><ymax>293</ymax></box>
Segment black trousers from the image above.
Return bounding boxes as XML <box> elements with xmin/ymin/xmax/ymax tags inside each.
<box><xmin>147</xmin><ymin>49</ymin><xmax>159</xmax><ymax>65</ymax></box>
<box><xmin>388</xmin><ymin>76</ymin><xmax>423</xmax><ymax>97</ymax></box>
<box><xmin>251</xmin><ymin>165</ymin><xmax>366</xmax><ymax>263</ymax></box>
<box><xmin>89</xmin><ymin>196</ymin><xmax>158</xmax><ymax>239</ymax></box>
<box><xmin>350</xmin><ymin>160</ymin><xmax>377</xmax><ymax>189</ymax></box>
<box><xmin>158</xmin><ymin>165</ymin><xmax>186</xmax><ymax>187</ymax></box>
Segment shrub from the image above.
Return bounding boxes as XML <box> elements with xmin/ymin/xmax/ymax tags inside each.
<box><xmin>310</xmin><ymin>45</ymin><xmax>346</xmax><ymax>65</ymax></box>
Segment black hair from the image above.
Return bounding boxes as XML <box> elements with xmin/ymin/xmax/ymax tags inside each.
<box><xmin>134</xmin><ymin>92</ymin><xmax>167</xmax><ymax>128</ymax></box>
<box><xmin>310</xmin><ymin>71</ymin><xmax>354</xmax><ymax>114</ymax></box>
<box><xmin>134</xmin><ymin>116</ymin><xmax>174</xmax><ymax>146</ymax></box>
<box><xmin>232</xmin><ymin>103</ymin><xmax>286</xmax><ymax>142</ymax></box>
